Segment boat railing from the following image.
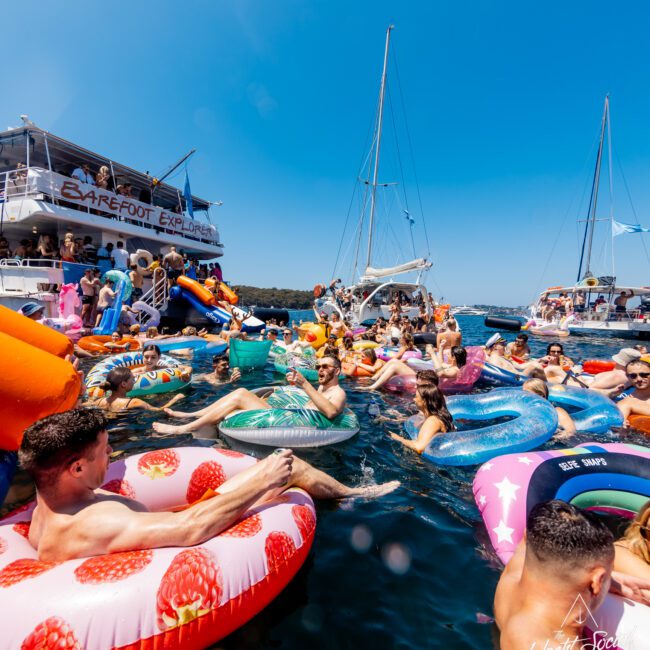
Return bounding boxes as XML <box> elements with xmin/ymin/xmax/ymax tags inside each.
<box><xmin>0</xmin><ymin>257</ymin><xmax>63</xmax><ymax>294</ymax></box>
<box><xmin>137</xmin><ymin>267</ymin><xmax>169</xmax><ymax>325</ymax></box>
<box><xmin>0</xmin><ymin>167</ymin><xmax>221</xmax><ymax>248</ymax></box>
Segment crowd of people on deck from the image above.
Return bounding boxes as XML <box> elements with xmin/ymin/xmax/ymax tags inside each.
<box><xmin>5</xmin><ymin>281</ymin><xmax>650</xmax><ymax>648</ymax></box>
<box><xmin>539</xmin><ymin>287</ymin><xmax>648</xmax><ymax>320</ymax></box>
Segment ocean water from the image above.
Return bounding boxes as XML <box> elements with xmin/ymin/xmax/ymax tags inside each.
<box><xmin>9</xmin><ymin>314</ymin><xmax>650</xmax><ymax>649</ymax></box>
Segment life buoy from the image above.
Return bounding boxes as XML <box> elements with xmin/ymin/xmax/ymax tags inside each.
<box><xmin>0</xmin><ymin>331</ymin><xmax>80</xmax><ymax>451</ymax></box>
<box><xmin>434</xmin><ymin>304</ymin><xmax>450</xmax><ymax>323</ymax></box>
<box><xmin>313</xmin><ymin>284</ymin><xmax>326</xmax><ymax>298</ymax></box>
<box><xmin>0</xmin><ymin>446</ymin><xmax>316</xmax><ymax>649</ymax></box>
<box><xmin>130</xmin><ymin>249</ymin><xmax>153</xmax><ymax>269</ymax></box>
<box><xmin>629</xmin><ymin>414</ymin><xmax>650</xmax><ymax>434</ymax></box>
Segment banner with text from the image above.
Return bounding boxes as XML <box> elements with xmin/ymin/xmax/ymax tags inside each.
<box><xmin>29</xmin><ymin>169</ymin><xmax>218</xmax><ymax>242</ymax></box>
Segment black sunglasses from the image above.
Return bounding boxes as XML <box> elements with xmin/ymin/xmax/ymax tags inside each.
<box><xmin>315</xmin><ymin>363</ymin><xmax>335</xmax><ymax>370</ymax></box>
<box><xmin>627</xmin><ymin>372</ymin><xmax>650</xmax><ymax>380</ymax></box>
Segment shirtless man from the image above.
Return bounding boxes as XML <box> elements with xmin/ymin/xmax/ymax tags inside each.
<box><xmin>129</xmin><ymin>263</ymin><xmax>144</xmax><ymax>301</ymax></box>
<box><xmin>162</xmin><ymin>246</ymin><xmax>185</xmax><ymax>285</ymax></box>
<box><xmin>193</xmin><ymin>354</ymin><xmax>241</xmax><ymax>386</ymax></box>
<box><xmin>495</xmin><ymin>500</ymin><xmax>614</xmax><ymax>649</ymax></box>
<box><xmin>329</xmin><ymin>312</ymin><xmax>347</xmax><ymax>339</ymax></box>
<box><xmin>19</xmin><ymin>409</ymin><xmax>399</xmax><ymax>562</ymax></box>
<box><xmin>79</xmin><ymin>268</ymin><xmax>96</xmax><ymax>326</ymax></box>
<box><xmin>153</xmin><ymin>355</ymin><xmax>347</xmax><ymax>436</ymax></box>
<box><xmin>617</xmin><ymin>359</ymin><xmax>650</xmax><ymax>424</ymax></box>
<box><xmin>486</xmin><ymin>336</ymin><xmax>544</xmax><ymax>378</ymax></box>
<box><xmin>282</xmin><ymin>328</ymin><xmax>312</xmax><ymax>354</ymax></box>
<box><xmin>94</xmin><ymin>278</ymin><xmax>115</xmax><ymax>327</ymax></box>
<box><xmin>614</xmin><ymin>290</ymin><xmax>634</xmax><ymax>319</ymax></box>
<box><xmin>505</xmin><ymin>333</ymin><xmax>530</xmax><ymax>361</ymax></box>
<box><xmin>436</xmin><ymin>318</ymin><xmax>461</xmax><ymax>349</ymax></box>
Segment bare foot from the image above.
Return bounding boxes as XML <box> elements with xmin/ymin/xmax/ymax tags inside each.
<box><xmin>153</xmin><ymin>422</ymin><xmax>189</xmax><ymax>435</ymax></box>
<box><xmin>345</xmin><ymin>480</ymin><xmax>400</xmax><ymax>499</ymax></box>
<box><xmin>163</xmin><ymin>408</ymin><xmax>193</xmax><ymax>419</ymax></box>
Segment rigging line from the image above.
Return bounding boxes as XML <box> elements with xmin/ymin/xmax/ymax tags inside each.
<box><xmin>613</xmin><ymin>146</ymin><xmax>650</xmax><ymax>267</ymax></box>
<box><xmin>331</xmin><ymin>115</ymin><xmax>377</xmax><ymax>281</ymax></box>
<box><xmin>530</xmin><ymin>130</ymin><xmax>600</xmax><ymax>301</ymax></box>
<box><xmin>392</xmin><ymin>185</ymin><xmax>417</xmax><ymax>258</ymax></box>
<box><xmin>392</xmin><ymin>45</ymin><xmax>431</xmax><ymax>259</ymax></box>
<box><xmin>386</xmin><ymin>81</ymin><xmax>410</xmax><ymax>216</ymax></box>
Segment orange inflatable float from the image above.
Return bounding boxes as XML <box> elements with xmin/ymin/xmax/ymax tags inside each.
<box><xmin>178</xmin><ymin>275</ymin><xmax>216</xmax><ymax>306</ymax></box>
<box><xmin>582</xmin><ymin>360</ymin><xmax>616</xmax><ymax>375</ymax></box>
<box><xmin>0</xmin><ymin>304</ymin><xmax>73</xmax><ymax>358</ymax></box>
<box><xmin>434</xmin><ymin>304</ymin><xmax>451</xmax><ymax>323</ymax></box>
<box><xmin>341</xmin><ymin>353</ymin><xmax>375</xmax><ymax>377</ymax></box>
<box><xmin>628</xmin><ymin>415</ymin><xmax>650</xmax><ymax>435</ymax></box>
<box><xmin>204</xmin><ymin>278</ymin><xmax>239</xmax><ymax>305</ymax></box>
<box><xmin>0</xmin><ymin>330</ymin><xmax>80</xmax><ymax>450</ymax></box>
<box><xmin>77</xmin><ymin>335</ymin><xmax>141</xmax><ymax>354</ymax></box>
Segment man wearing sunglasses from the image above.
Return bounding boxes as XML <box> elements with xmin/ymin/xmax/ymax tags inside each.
<box><xmin>586</xmin><ymin>348</ymin><xmax>642</xmax><ymax>397</ymax></box>
<box><xmin>153</xmin><ymin>355</ymin><xmax>346</xmax><ymax>435</ymax></box>
<box><xmin>617</xmin><ymin>359</ymin><xmax>650</xmax><ymax>424</ymax></box>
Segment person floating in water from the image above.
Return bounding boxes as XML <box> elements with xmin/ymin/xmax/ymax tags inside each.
<box><xmin>18</xmin><ymin>409</ymin><xmax>400</xmax><ymax>562</ymax></box>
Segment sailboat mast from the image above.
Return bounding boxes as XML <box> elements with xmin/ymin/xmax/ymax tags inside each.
<box><xmin>578</xmin><ymin>95</ymin><xmax>609</xmax><ymax>281</ymax></box>
<box><xmin>366</xmin><ymin>24</ymin><xmax>393</xmax><ymax>270</ymax></box>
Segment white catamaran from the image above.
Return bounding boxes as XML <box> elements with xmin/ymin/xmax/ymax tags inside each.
<box><xmin>529</xmin><ymin>96</ymin><xmax>650</xmax><ymax>339</ymax></box>
<box><xmin>316</xmin><ymin>26</ymin><xmax>434</xmax><ymax>325</ymax></box>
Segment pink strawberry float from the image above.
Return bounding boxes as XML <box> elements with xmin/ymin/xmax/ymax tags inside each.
<box><xmin>0</xmin><ymin>447</ymin><xmax>316</xmax><ymax>649</ymax></box>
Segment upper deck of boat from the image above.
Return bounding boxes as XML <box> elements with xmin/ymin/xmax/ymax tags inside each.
<box><xmin>0</xmin><ymin>124</ymin><xmax>223</xmax><ymax>257</ymax></box>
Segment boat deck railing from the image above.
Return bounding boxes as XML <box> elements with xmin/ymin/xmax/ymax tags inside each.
<box><xmin>532</xmin><ymin>306</ymin><xmax>649</xmax><ymax>324</ymax></box>
<box><xmin>0</xmin><ymin>257</ymin><xmax>63</xmax><ymax>294</ymax></box>
<box><xmin>0</xmin><ymin>167</ymin><xmax>221</xmax><ymax>248</ymax></box>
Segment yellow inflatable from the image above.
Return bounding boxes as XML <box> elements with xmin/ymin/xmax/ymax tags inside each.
<box><xmin>353</xmin><ymin>340</ymin><xmax>379</xmax><ymax>350</ymax></box>
<box><xmin>298</xmin><ymin>322</ymin><xmax>328</xmax><ymax>349</ymax></box>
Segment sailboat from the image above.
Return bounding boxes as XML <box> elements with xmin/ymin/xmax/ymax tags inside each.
<box><xmin>316</xmin><ymin>26</ymin><xmax>435</xmax><ymax>326</ymax></box>
<box><xmin>529</xmin><ymin>96</ymin><xmax>650</xmax><ymax>338</ymax></box>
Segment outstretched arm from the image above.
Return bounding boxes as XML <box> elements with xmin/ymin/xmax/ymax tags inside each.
<box><xmin>390</xmin><ymin>417</ymin><xmax>442</xmax><ymax>453</ymax></box>
<box><xmin>42</xmin><ymin>452</ymin><xmax>292</xmax><ymax>561</ymax></box>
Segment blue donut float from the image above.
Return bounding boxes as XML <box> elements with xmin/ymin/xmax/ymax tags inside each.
<box><xmin>478</xmin><ymin>362</ymin><xmax>524</xmax><ymax>387</ymax></box>
<box><xmin>403</xmin><ymin>389</ymin><xmax>558</xmax><ymax>466</ymax></box>
<box><xmin>547</xmin><ymin>385</ymin><xmax>623</xmax><ymax>433</ymax></box>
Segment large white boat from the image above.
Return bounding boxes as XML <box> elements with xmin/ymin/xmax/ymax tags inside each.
<box><xmin>0</xmin><ymin>120</ymin><xmax>223</xmax><ymax>317</ymax></box>
<box><xmin>529</xmin><ymin>97</ymin><xmax>650</xmax><ymax>339</ymax></box>
<box><xmin>451</xmin><ymin>305</ymin><xmax>488</xmax><ymax>316</ymax></box>
<box><xmin>316</xmin><ymin>26</ymin><xmax>435</xmax><ymax>326</ymax></box>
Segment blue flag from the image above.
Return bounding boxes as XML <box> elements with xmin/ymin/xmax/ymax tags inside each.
<box><xmin>612</xmin><ymin>219</ymin><xmax>650</xmax><ymax>236</ymax></box>
<box><xmin>184</xmin><ymin>170</ymin><xmax>194</xmax><ymax>219</ymax></box>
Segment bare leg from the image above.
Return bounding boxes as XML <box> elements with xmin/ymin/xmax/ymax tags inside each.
<box><xmin>153</xmin><ymin>388</ymin><xmax>269</xmax><ymax>435</ymax></box>
<box><xmin>219</xmin><ymin>455</ymin><xmax>400</xmax><ymax>505</ymax></box>
<box><xmin>362</xmin><ymin>359</ymin><xmax>415</xmax><ymax>390</ymax></box>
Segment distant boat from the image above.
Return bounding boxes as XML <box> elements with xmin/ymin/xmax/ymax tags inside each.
<box><xmin>451</xmin><ymin>305</ymin><xmax>487</xmax><ymax>316</ymax></box>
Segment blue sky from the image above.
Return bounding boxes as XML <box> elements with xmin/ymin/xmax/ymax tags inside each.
<box><xmin>3</xmin><ymin>1</ymin><xmax>650</xmax><ymax>305</ymax></box>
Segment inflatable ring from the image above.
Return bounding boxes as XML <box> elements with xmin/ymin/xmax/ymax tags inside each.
<box><xmin>78</xmin><ymin>335</ymin><xmax>142</xmax><ymax>354</ymax></box>
<box><xmin>0</xmin><ymin>446</ymin><xmax>316</xmax><ymax>649</ymax></box>
<box><xmin>403</xmin><ymin>389</ymin><xmax>558</xmax><ymax>466</ymax></box>
<box><xmin>352</xmin><ymin>340</ymin><xmax>379</xmax><ymax>351</ymax></box>
<box><xmin>130</xmin><ymin>248</ymin><xmax>154</xmax><ymax>269</ymax></box>
<box><xmin>375</xmin><ymin>347</ymin><xmax>423</xmax><ymax>362</ymax></box>
<box><xmin>313</xmin><ymin>283</ymin><xmax>326</xmax><ymax>298</ymax></box>
<box><xmin>403</xmin><ymin>347</ymin><xmax>486</xmax><ymax>394</ymax></box>
<box><xmin>155</xmin><ymin>336</ymin><xmax>227</xmax><ymax>356</ymax></box>
<box><xmin>473</xmin><ymin>442</ymin><xmax>650</xmax><ymax>647</ymax></box>
<box><xmin>341</xmin><ymin>352</ymin><xmax>375</xmax><ymax>378</ymax></box>
<box><xmin>628</xmin><ymin>415</ymin><xmax>650</xmax><ymax>435</ymax></box>
<box><xmin>85</xmin><ymin>351</ymin><xmax>190</xmax><ymax>399</ymax></box>
<box><xmin>104</xmin><ymin>269</ymin><xmax>133</xmax><ymax>302</ymax></box>
<box><xmin>547</xmin><ymin>385</ymin><xmax>624</xmax><ymax>433</ymax></box>
<box><xmin>220</xmin><ymin>386</ymin><xmax>359</xmax><ymax>447</ymax></box>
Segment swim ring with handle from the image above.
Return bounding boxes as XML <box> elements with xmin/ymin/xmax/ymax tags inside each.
<box><xmin>0</xmin><ymin>446</ymin><xmax>316</xmax><ymax>649</ymax></box>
